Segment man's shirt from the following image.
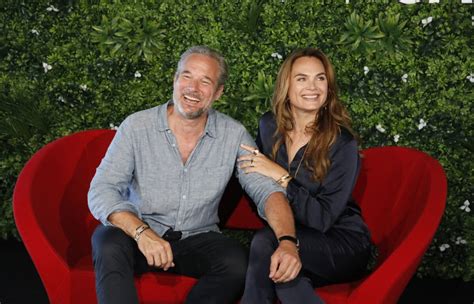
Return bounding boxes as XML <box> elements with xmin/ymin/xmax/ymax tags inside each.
<box><xmin>88</xmin><ymin>101</ymin><xmax>283</xmax><ymax>239</ymax></box>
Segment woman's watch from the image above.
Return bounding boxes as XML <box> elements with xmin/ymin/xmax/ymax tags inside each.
<box><xmin>278</xmin><ymin>235</ymin><xmax>300</xmax><ymax>249</ymax></box>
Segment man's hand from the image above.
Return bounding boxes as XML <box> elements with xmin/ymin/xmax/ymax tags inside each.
<box><xmin>108</xmin><ymin>211</ymin><xmax>175</xmax><ymax>271</ymax></box>
<box><xmin>137</xmin><ymin>229</ymin><xmax>175</xmax><ymax>271</ymax></box>
<box><xmin>269</xmin><ymin>241</ymin><xmax>301</xmax><ymax>283</ymax></box>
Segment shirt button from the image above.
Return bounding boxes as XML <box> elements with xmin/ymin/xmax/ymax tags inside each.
<box><xmin>172</xmin><ymin>143</ymin><xmax>176</xmax><ymax>147</ymax></box>
<box><xmin>182</xmin><ymin>195</ymin><xmax>186</xmax><ymax>199</ymax></box>
<box><xmin>167</xmin><ymin>130</ymin><xmax>171</xmax><ymax>133</ymax></box>
<box><xmin>184</xmin><ymin>168</ymin><xmax>188</xmax><ymax>172</ymax></box>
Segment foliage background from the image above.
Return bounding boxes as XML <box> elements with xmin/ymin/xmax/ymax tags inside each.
<box><xmin>1</xmin><ymin>0</ymin><xmax>472</xmax><ymax>280</ymax></box>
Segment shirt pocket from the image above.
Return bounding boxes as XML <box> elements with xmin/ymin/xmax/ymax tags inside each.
<box><xmin>139</xmin><ymin>171</ymin><xmax>179</xmax><ymax>215</ymax></box>
<box><xmin>190</xmin><ymin>165</ymin><xmax>232</xmax><ymax>204</ymax></box>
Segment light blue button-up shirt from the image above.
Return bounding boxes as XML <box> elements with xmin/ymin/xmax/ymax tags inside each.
<box><xmin>88</xmin><ymin>101</ymin><xmax>284</xmax><ymax>239</ymax></box>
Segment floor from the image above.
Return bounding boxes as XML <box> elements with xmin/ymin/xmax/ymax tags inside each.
<box><xmin>0</xmin><ymin>239</ymin><xmax>473</xmax><ymax>304</ymax></box>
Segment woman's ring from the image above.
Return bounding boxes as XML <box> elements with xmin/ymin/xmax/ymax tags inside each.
<box><xmin>250</xmin><ymin>159</ymin><xmax>255</xmax><ymax>167</ymax></box>
<box><xmin>252</xmin><ymin>149</ymin><xmax>260</xmax><ymax>156</ymax></box>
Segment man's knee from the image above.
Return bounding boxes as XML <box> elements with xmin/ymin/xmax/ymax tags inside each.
<box><xmin>91</xmin><ymin>225</ymin><xmax>134</xmax><ymax>265</ymax></box>
<box><xmin>216</xmin><ymin>241</ymin><xmax>248</xmax><ymax>280</ymax></box>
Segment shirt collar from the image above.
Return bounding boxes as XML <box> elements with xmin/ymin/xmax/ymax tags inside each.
<box><xmin>156</xmin><ymin>100</ymin><xmax>217</xmax><ymax>139</ymax></box>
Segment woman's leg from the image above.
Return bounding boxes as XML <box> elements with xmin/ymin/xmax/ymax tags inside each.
<box><xmin>277</xmin><ymin>226</ymin><xmax>371</xmax><ymax>304</ymax></box>
<box><xmin>240</xmin><ymin>227</ymin><xmax>277</xmax><ymax>304</ymax></box>
<box><xmin>297</xmin><ymin>227</ymin><xmax>371</xmax><ymax>285</ymax></box>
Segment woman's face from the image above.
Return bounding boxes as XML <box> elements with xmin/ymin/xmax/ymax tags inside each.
<box><xmin>287</xmin><ymin>56</ymin><xmax>328</xmax><ymax>116</ymax></box>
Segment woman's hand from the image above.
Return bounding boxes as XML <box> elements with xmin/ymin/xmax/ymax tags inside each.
<box><xmin>239</xmin><ymin>144</ymin><xmax>289</xmax><ymax>182</ymax></box>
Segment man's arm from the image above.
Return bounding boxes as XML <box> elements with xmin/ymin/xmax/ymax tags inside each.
<box><xmin>108</xmin><ymin>211</ymin><xmax>174</xmax><ymax>271</ymax></box>
<box><xmin>264</xmin><ymin>192</ymin><xmax>302</xmax><ymax>283</ymax></box>
<box><xmin>88</xmin><ymin>116</ymin><xmax>173</xmax><ymax>270</ymax></box>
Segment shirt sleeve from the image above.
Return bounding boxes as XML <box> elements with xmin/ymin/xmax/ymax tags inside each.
<box><xmin>235</xmin><ymin>129</ymin><xmax>285</xmax><ymax>221</ymax></box>
<box><xmin>88</xmin><ymin>116</ymin><xmax>141</xmax><ymax>226</ymax></box>
<box><xmin>286</xmin><ymin>137</ymin><xmax>360</xmax><ymax>232</ymax></box>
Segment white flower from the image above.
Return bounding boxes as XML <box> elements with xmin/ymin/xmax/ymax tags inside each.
<box><xmin>31</xmin><ymin>29</ymin><xmax>39</xmax><ymax>35</ymax></box>
<box><xmin>79</xmin><ymin>84</ymin><xmax>88</xmax><ymax>91</ymax></box>
<box><xmin>460</xmin><ymin>200</ymin><xmax>471</xmax><ymax>212</ymax></box>
<box><xmin>134</xmin><ymin>71</ymin><xmax>142</xmax><ymax>78</ymax></box>
<box><xmin>42</xmin><ymin>62</ymin><xmax>52</xmax><ymax>73</ymax></box>
<box><xmin>46</xmin><ymin>5</ymin><xmax>59</xmax><ymax>12</ymax></box>
<box><xmin>428</xmin><ymin>0</ymin><xmax>439</xmax><ymax>3</ymax></box>
<box><xmin>393</xmin><ymin>134</ymin><xmax>400</xmax><ymax>143</ymax></box>
<box><xmin>399</xmin><ymin>0</ymin><xmax>420</xmax><ymax>4</ymax></box>
<box><xmin>401</xmin><ymin>74</ymin><xmax>408</xmax><ymax>83</ymax></box>
<box><xmin>271</xmin><ymin>52</ymin><xmax>283</xmax><ymax>60</ymax></box>
<box><xmin>109</xmin><ymin>123</ymin><xmax>118</xmax><ymax>130</ymax></box>
<box><xmin>461</xmin><ymin>0</ymin><xmax>473</xmax><ymax>4</ymax></box>
<box><xmin>57</xmin><ymin>96</ymin><xmax>65</xmax><ymax>103</ymax></box>
<box><xmin>345</xmin><ymin>0</ymin><xmax>350</xmax><ymax>3</ymax></box>
<box><xmin>376</xmin><ymin>123</ymin><xmax>386</xmax><ymax>133</ymax></box>
<box><xmin>417</xmin><ymin>118</ymin><xmax>427</xmax><ymax>130</ymax></box>
<box><xmin>439</xmin><ymin>243</ymin><xmax>450</xmax><ymax>252</ymax></box>
<box><xmin>363</xmin><ymin>66</ymin><xmax>369</xmax><ymax>75</ymax></box>
<box><xmin>422</xmin><ymin>17</ymin><xmax>433</xmax><ymax>27</ymax></box>
<box><xmin>455</xmin><ymin>237</ymin><xmax>467</xmax><ymax>245</ymax></box>
<box><xmin>466</xmin><ymin>73</ymin><xmax>474</xmax><ymax>83</ymax></box>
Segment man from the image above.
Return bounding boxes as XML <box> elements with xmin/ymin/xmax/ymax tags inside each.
<box><xmin>88</xmin><ymin>45</ymin><xmax>301</xmax><ymax>304</ymax></box>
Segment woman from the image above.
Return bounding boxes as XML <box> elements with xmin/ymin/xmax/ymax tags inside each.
<box><xmin>239</xmin><ymin>48</ymin><xmax>373</xmax><ymax>304</ymax></box>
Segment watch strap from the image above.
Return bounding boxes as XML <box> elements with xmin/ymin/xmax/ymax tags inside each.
<box><xmin>278</xmin><ymin>235</ymin><xmax>299</xmax><ymax>248</ymax></box>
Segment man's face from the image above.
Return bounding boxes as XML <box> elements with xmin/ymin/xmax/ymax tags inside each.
<box><xmin>172</xmin><ymin>54</ymin><xmax>223</xmax><ymax>120</ymax></box>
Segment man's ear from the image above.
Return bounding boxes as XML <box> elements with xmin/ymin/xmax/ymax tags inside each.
<box><xmin>213</xmin><ymin>85</ymin><xmax>224</xmax><ymax>100</ymax></box>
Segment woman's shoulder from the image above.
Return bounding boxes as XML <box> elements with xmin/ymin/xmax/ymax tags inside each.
<box><xmin>259</xmin><ymin>111</ymin><xmax>277</xmax><ymax>132</ymax></box>
<box><xmin>330</xmin><ymin>127</ymin><xmax>358</xmax><ymax>157</ymax></box>
<box><xmin>338</xmin><ymin>126</ymin><xmax>356</xmax><ymax>144</ymax></box>
<box><xmin>260</xmin><ymin>111</ymin><xmax>275</xmax><ymax>124</ymax></box>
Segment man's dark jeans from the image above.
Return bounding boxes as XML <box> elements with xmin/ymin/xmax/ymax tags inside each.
<box><xmin>92</xmin><ymin>225</ymin><xmax>248</xmax><ymax>304</ymax></box>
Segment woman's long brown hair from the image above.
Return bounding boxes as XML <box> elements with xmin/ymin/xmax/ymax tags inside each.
<box><xmin>271</xmin><ymin>48</ymin><xmax>356</xmax><ymax>181</ymax></box>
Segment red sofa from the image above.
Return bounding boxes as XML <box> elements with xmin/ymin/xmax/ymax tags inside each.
<box><xmin>13</xmin><ymin>129</ymin><xmax>447</xmax><ymax>303</ymax></box>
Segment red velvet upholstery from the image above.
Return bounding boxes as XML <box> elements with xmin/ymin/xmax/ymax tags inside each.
<box><xmin>14</xmin><ymin>129</ymin><xmax>446</xmax><ymax>304</ymax></box>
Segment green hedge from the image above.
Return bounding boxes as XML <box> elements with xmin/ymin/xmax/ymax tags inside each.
<box><xmin>1</xmin><ymin>0</ymin><xmax>472</xmax><ymax>280</ymax></box>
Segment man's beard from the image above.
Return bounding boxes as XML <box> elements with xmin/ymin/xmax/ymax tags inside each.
<box><xmin>176</xmin><ymin>102</ymin><xmax>207</xmax><ymax>119</ymax></box>
<box><xmin>173</xmin><ymin>90</ymin><xmax>210</xmax><ymax>119</ymax></box>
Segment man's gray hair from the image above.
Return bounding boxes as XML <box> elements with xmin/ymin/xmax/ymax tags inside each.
<box><xmin>176</xmin><ymin>45</ymin><xmax>228</xmax><ymax>87</ymax></box>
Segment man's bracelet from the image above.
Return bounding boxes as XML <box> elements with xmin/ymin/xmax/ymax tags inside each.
<box><xmin>134</xmin><ymin>224</ymin><xmax>150</xmax><ymax>242</ymax></box>
<box><xmin>276</xmin><ymin>174</ymin><xmax>292</xmax><ymax>185</ymax></box>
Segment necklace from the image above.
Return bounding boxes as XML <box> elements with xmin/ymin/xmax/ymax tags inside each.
<box><xmin>288</xmin><ymin>145</ymin><xmax>308</xmax><ymax>179</ymax></box>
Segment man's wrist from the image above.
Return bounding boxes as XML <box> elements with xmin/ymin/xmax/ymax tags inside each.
<box><xmin>134</xmin><ymin>224</ymin><xmax>150</xmax><ymax>242</ymax></box>
<box><xmin>278</xmin><ymin>235</ymin><xmax>299</xmax><ymax>249</ymax></box>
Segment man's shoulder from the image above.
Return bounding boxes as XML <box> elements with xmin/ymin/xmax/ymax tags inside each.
<box><xmin>127</xmin><ymin>105</ymin><xmax>160</xmax><ymax>121</ymax></box>
<box><xmin>122</xmin><ymin>105</ymin><xmax>162</xmax><ymax>129</ymax></box>
<box><xmin>213</xmin><ymin>110</ymin><xmax>246</xmax><ymax>131</ymax></box>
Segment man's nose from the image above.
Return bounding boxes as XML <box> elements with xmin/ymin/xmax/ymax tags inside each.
<box><xmin>188</xmin><ymin>79</ymin><xmax>199</xmax><ymax>90</ymax></box>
